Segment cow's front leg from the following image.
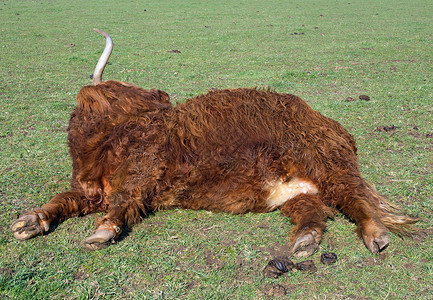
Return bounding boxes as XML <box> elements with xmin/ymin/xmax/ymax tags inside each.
<box><xmin>11</xmin><ymin>191</ymin><xmax>90</xmax><ymax>240</ymax></box>
<box><xmin>280</xmin><ymin>194</ymin><xmax>335</xmax><ymax>257</ymax></box>
<box><xmin>84</xmin><ymin>191</ymin><xmax>146</xmax><ymax>250</ymax></box>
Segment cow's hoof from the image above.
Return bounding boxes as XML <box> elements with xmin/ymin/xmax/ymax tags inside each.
<box><xmin>360</xmin><ymin>219</ymin><xmax>390</xmax><ymax>253</ymax></box>
<box><xmin>290</xmin><ymin>231</ymin><xmax>319</xmax><ymax>258</ymax></box>
<box><xmin>363</xmin><ymin>231</ymin><xmax>390</xmax><ymax>253</ymax></box>
<box><xmin>11</xmin><ymin>213</ymin><xmax>49</xmax><ymax>240</ymax></box>
<box><xmin>83</xmin><ymin>229</ymin><xmax>116</xmax><ymax>250</ymax></box>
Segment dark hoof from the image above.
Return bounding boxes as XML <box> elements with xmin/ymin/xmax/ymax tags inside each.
<box><xmin>83</xmin><ymin>229</ymin><xmax>116</xmax><ymax>251</ymax></box>
<box><xmin>11</xmin><ymin>213</ymin><xmax>48</xmax><ymax>240</ymax></box>
<box><xmin>320</xmin><ymin>252</ymin><xmax>338</xmax><ymax>265</ymax></box>
<box><xmin>295</xmin><ymin>260</ymin><xmax>317</xmax><ymax>272</ymax></box>
<box><xmin>263</xmin><ymin>257</ymin><xmax>294</xmax><ymax>278</ymax></box>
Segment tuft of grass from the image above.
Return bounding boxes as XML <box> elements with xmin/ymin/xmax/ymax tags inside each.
<box><xmin>1</xmin><ymin>0</ymin><xmax>432</xmax><ymax>298</ymax></box>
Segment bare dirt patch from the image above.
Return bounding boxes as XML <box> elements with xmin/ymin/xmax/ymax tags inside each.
<box><xmin>374</xmin><ymin>125</ymin><xmax>398</xmax><ymax>133</ymax></box>
<box><xmin>0</xmin><ymin>267</ymin><xmax>15</xmax><ymax>277</ymax></box>
<box><xmin>262</xmin><ymin>284</ymin><xmax>287</xmax><ymax>297</ymax></box>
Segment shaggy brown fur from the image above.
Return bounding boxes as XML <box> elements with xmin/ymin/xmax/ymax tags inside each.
<box><xmin>11</xmin><ymin>30</ymin><xmax>417</xmax><ymax>256</ymax></box>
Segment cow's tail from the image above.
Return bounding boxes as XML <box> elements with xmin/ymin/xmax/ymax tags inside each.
<box><xmin>92</xmin><ymin>29</ymin><xmax>113</xmax><ymax>85</ymax></box>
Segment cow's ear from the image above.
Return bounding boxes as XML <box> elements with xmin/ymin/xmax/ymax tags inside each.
<box><xmin>157</xmin><ymin>90</ymin><xmax>170</xmax><ymax>104</ymax></box>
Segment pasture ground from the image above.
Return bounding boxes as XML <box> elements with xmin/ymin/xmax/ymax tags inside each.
<box><xmin>1</xmin><ymin>0</ymin><xmax>432</xmax><ymax>298</ymax></box>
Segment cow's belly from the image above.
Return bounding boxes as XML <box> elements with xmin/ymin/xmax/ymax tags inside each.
<box><xmin>152</xmin><ymin>175</ymin><xmax>319</xmax><ymax>214</ymax></box>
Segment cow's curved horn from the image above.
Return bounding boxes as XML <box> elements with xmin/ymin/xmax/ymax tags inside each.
<box><xmin>92</xmin><ymin>28</ymin><xmax>113</xmax><ymax>85</ymax></box>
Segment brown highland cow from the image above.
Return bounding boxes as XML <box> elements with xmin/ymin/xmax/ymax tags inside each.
<box><xmin>11</xmin><ymin>29</ymin><xmax>417</xmax><ymax>256</ymax></box>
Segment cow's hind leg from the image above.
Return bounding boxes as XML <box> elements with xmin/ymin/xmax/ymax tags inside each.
<box><xmin>328</xmin><ymin>176</ymin><xmax>418</xmax><ymax>254</ymax></box>
<box><xmin>331</xmin><ymin>180</ymin><xmax>392</xmax><ymax>253</ymax></box>
<box><xmin>280</xmin><ymin>194</ymin><xmax>335</xmax><ymax>257</ymax></box>
<box><xmin>84</xmin><ymin>191</ymin><xmax>145</xmax><ymax>250</ymax></box>
<box><xmin>11</xmin><ymin>191</ymin><xmax>92</xmax><ymax>240</ymax></box>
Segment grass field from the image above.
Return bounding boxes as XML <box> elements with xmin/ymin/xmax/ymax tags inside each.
<box><xmin>1</xmin><ymin>0</ymin><xmax>432</xmax><ymax>298</ymax></box>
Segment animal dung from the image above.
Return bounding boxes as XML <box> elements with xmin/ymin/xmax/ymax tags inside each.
<box><xmin>344</xmin><ymin>95</ymin><xmax>371</xmax><ymax>102</ymax></box>
<box><xmin>295</xmin><ymin>260</ymin><xmax>317</xmax><ymax>272</ymax></box>
<box><xmin>359</xmin><ymin>94</ymin><xmax>371</xmax><ymax>101</ymax></box>
<box><xmin>263</xmin><ymin>257</ymin><xmax>294</xmax><ymax>278</ymax></box>
<box><xmin>263</xmin><ymin>257</ymin><xmax>318</xmax><ymax>278</ymax></box>
<box><xmin>375</xmin><ymin>125</ymin><xmax>398</xmax><ymax>133</ymax></box>
<box><xmin>320</xmin><ymin>252</ymin><xmax>338</xmax><ymax>264</ymax></box>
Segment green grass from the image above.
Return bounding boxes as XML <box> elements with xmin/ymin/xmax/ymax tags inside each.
<box><xmin>1</xmin><ymin>0</ymin><xmax>432</xmax><ymax>298</ymax></box>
